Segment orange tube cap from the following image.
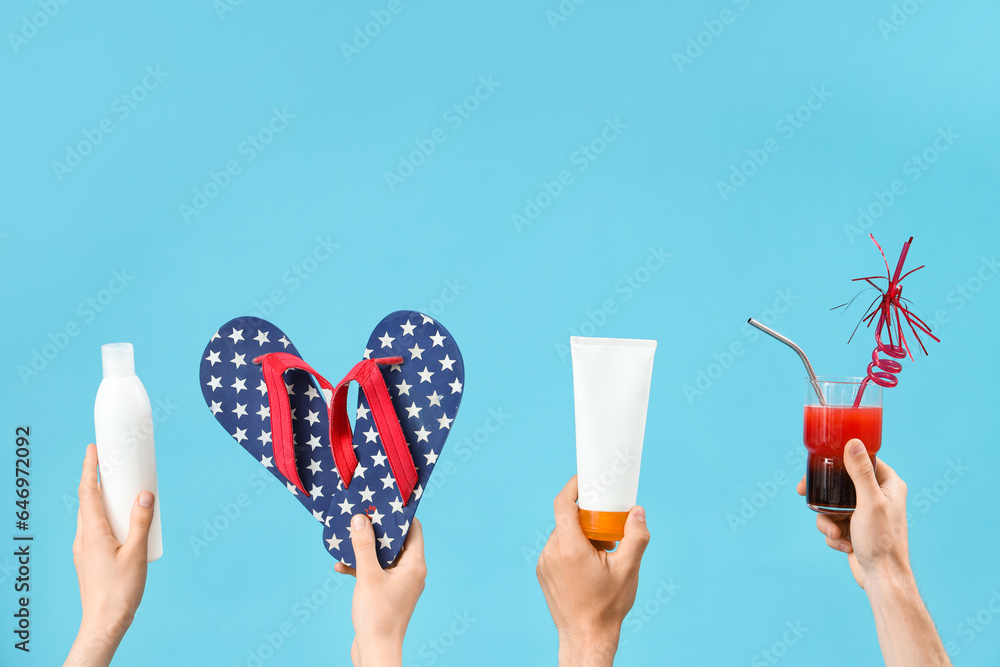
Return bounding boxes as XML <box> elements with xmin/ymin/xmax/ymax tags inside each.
<box><xmin>579</xmin><ymin>509</ymin><xmax>629</xmax><ymax>542</ymax></box>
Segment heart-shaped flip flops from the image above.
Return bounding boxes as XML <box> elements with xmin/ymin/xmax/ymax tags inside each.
<box><xmin>199</xmin><ymin>311</ymin><xmax>464</xmax><ymax>567</ymax></box>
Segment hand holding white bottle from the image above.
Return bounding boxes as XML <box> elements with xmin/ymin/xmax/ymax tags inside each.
<box><xmin>93</xmin><ymin>343</ymin><xmax>162</xmax><ymax>562</ymax></box>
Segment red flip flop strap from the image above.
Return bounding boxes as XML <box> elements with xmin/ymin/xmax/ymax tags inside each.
<box><xmin>253</xmin><ymin>352</ymin><xmax>344</xmax><ymax>497</ymax></box>
<box><xmin>333</xmin><ymin>357</ymin><xmax>418</xmax><ymax>505</ymax></box>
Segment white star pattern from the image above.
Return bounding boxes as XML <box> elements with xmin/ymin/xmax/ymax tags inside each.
<box><xmin>203</xmin><ymin>313</ymin><xmax>464</xmax><ymax>570</ymax></box>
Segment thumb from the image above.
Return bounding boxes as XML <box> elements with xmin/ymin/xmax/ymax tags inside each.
<box><xmin>615</xmin><ymin>506</ymin><xmax>650</xmax><ymax>569</ymax></box>
<box><xmin>122</xmin><ymin>492</ymin><xmax>155</xmax><ymax>559</ymax></box>
<box><xmin>349</xmin><ymin>514</ymin><xmax>381</xmax><ymax>574</ymax></box>
<box><xmin>843</xmin><ymin>439</ymin><xmax>881</xmax><ymax>504</ymax></box>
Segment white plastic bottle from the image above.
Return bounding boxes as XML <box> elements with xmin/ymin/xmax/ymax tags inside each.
<box><xmin>94</xmin><ymin>343</ymin><xmax>163</xmax><ymax>561</ymax></box>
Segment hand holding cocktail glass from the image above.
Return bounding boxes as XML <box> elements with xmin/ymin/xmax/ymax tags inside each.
<box><xmin>750</xmin><ymin>235</ymin><xmax>950</xmax><ymax>666</ymax></box>
<box><xmin>750</xmin><ymin>234</ymin><xmax>938</xmax><ymax>516</ymax></box>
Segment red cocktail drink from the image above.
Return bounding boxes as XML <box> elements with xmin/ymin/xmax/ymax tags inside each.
<box><xmin>803</xmin><ymin>378</ymin><xmax>883</xmax><ymax>514</ymax></box>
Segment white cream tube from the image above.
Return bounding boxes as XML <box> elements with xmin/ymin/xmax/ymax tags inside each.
<box><xmin>571</xmin><ymin>336</ymin><xmax>656</xmax><ymax>541</ymax></box>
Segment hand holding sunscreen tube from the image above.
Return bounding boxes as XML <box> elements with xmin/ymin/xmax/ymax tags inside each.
<box><xmin>571</xmin><ymin>336</ymin><xmax>656</xmax><ymax>542</ymax></box>
<box><xmin>94</xmin><ymin>343</ymin><xmax>163</xmax><ymax>561</ymax></box>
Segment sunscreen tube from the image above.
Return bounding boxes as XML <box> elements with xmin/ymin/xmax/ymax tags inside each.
<box><xmin>94</xmin><ymin>343</ymin><xmax>163</xmax><ymax>561</ymax></box>
<box><xmin>571</xmin><ymin>336</ymin><xmax>656</xmax><ymax>541</ymax></box>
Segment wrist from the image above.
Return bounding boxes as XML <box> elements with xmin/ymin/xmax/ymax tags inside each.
<box><xmin>80</xmin><ymin>610</ymin><xmax>133</xmax><ymax>645</ymax></box>
<box><xmin>558</xmin><ymin>626</ymin><xmax>620</xmax><ymax>667</ymax></box>
<box><xmin>357</xmin><ymin>643</ymin><xmax>403</xmax><ymax>667</ymax></box>
<box><xmin>865</xmin><ymin>560</ymin><xmax>917</xmax><ymax>606</ymax></box>
<box><xmin>64</xmin><ymin>622</ymin><xmax>124</xmax><ymax>667</ymax></box>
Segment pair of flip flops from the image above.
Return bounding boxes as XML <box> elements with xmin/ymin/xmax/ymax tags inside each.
<box><xmin>199</xmin><ymin>311</ymin><xmax>464</xmax><ymax>568</ymax></box>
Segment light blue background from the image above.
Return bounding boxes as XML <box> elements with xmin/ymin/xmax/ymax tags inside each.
<box><xmin>2</xmin><ymin>1</ymin><xmax>999</xmax><ymax>665</ymax></box>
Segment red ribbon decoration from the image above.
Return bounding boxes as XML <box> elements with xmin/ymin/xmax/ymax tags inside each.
<box><xmin>253</xmin><ymin>353</ymin><xmax>417</xmax><ymax>504</ymax></box>
<box><xmin>331</xmin><ymin>358</ymin><xmax>418</xmax><ymax>506</ymax></box>
<box><xmin>838</xmin><ymin>234</ymin><xmax>940</xmax><ymax>406</ymax></box>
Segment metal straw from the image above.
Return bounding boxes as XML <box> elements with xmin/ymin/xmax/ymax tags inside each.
<box><xmin>747</xmin><ymin>318</ymin><xmax>827</xmax><ymax>406</ymax></box>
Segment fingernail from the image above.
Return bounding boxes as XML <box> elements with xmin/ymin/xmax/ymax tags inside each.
<box><xmin>139</xmin><ymin>492</ymin><xmax>154</xmax><ymax>508</ymax></box>
<box><xmin>849</xmin><ymin>440</ymin><xmax>865</xmax><ymax>457</ymax></box>
<box><xmin>839</xmin><ymin>543</ymin><xmax>851</xmax><ymax>553</ymax></box>
<box><xmin>633</xmin><ymin>506</ymin><xmax>646</xmax><ymax>522</ymax></box>
<box><xmin>351</xmin><ymin>514</ymin><xmax>366</xmax><ymax>531</ymax></box>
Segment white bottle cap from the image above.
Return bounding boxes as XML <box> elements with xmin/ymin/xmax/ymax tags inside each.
<box><xmin>102</xmin><ymin>343</ymin><xmax>135</xmax><ymax>378</ymax></box>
